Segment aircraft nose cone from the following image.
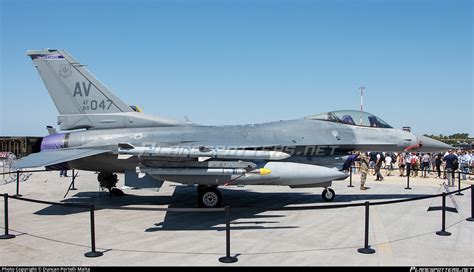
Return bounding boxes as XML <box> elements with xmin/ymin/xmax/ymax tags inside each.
<box><xmin>417</xmin><ymin>135</ymin><xmax>452</xmax><ymax>152</ymax></box>
<box><xmin>333</xmin><ymin>170</ymin><xmax>350</xmax><ymax>181</ymax></box>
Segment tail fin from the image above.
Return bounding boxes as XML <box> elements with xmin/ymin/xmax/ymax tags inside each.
<box><xmin>27</xmin><ymin>49</ymin><xmax>185</xmax><ymax>130</ymax></box>
<box><xmin>27</xmin><ymin>49</ymin><xmax>132</xmax><ymax>115</ymax></box>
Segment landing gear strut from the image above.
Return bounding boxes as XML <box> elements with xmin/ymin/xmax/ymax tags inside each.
<box><xmin>97</xmin><ymin>172</ymin><xmax>124</xmax><ymax>197</ymax></box>
<box><xmin>197</xmin><ymin>185</ymin><xmax>223</xmax><ymax>208</ymax></box>
<box><xmin>322</xmin><ymin>188</ymin><xmax>336</xmax><ymax>202</ymax></box>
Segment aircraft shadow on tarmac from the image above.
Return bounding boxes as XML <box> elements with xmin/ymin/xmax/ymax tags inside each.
<box><xmin>32</xmin><ymin>185</ymin><xmax>431</xmax><ymax>231</ymax></box>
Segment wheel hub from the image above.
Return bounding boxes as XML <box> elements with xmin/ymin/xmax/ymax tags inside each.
<box><xmin>325</xmin><ymin>190</ymin><xmax>333</xmax><ymax>198</ymax></box>
<box><xmin>203</xmin><ymin>192</ymin><xmax>218</xmax><ymax>207</ymax></box>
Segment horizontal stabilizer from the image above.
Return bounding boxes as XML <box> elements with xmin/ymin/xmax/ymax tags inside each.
<box><xmin>46</xmin><ymin>126</ymin><xmax>57</xmax><ymax>135</ymax></box>
<box><xmin>14</xmin><ymin>148</ymin><xmax>110</xmax><ymax>168</ymax></box>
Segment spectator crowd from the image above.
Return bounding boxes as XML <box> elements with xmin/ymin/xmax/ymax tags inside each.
<box><xmin>350</xmin><ymin>149</ymin><xmax>473</xmax><ymax>188</ymax></box>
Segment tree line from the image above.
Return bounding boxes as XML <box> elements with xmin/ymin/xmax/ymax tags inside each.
<box><xmin>423</xmin><ymin>133</ymin><xmax>473</xmax><ymax>145</ymax></box>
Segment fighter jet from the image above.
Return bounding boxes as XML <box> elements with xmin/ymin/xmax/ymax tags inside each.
<box><xmin>15</xmin><ymin>49</ymin><xmax>451</xmax><ymax>207</ymax></box>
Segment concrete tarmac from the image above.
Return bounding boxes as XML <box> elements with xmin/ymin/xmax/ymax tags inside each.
<box><xmin>0</xmin><ymin>169</ymin><xmax>473</xmax><ymax>266</ymax></box>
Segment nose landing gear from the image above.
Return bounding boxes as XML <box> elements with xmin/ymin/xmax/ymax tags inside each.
<box><xmin>322</xmin><ymin>188</ymin><xmax>335</xmax><ymax>202</ymax></box>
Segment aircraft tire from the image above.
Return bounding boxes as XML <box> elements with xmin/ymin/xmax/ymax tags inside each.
<box><xmin>110</xmin><ymin>187</ymin><xmax>125</xmax><ymax>197</ymax></box>
<box><xmin>197</xmin><ymin>185</ymin><xmax>207</xmax><ymax>194</ymax></box>
<box><xmin>198</xmin><ymin>187</ymin><xmax>223</xmax><ymax>208</ymax></box>
<box><xmin>322</xmin><ymin>188</ymin><xmax>335</xmax><ymax>202</ymax></box>
<box><xmin>97</xmin><ymin>172</ymin><xmax>118</xmax><ymax>190</ymax></box>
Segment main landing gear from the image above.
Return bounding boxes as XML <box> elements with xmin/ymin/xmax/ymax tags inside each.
<box><xmin>197</xmin><ymin>185</ymin><xmax>223</xmax><ymax>208</ymax></box>
<box><xmin>97</xmin><ymin>172</ymin><xmax>125</xmax><ymax>197</ymax></box>
<box><xmin>321</xmin><ymin>188</ymin><xmax>336</xmax><ymax>202</ymax></box>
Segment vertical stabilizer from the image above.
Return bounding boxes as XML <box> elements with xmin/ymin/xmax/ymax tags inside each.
<box><xmin>27</xmin><ymin>49</ymin><xmax>133</xmax><ymax>115</ymax></box>
<box><xmin>27</xmin><ymin>49</ymin><xmax>185</xmax><ymax>130</ymax></box>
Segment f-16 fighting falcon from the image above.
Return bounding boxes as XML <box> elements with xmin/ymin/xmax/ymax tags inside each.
<box><xmin>15</xmin><ymin>49</ymin><xmax>451</xmax><ymax>208</ymax></box>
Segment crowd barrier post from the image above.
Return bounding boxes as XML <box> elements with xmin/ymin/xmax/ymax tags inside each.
<box><xmin>467</xmin><ymin>185</ymin><xmax>474</xmax><ymax>222</ymax></box>
<box><xmin>84</xmin><ymin>204</ymin><xmax>103</xmax><ymax>257</ymax></box>
<box><xmin>15</xmin><ymin>170</ymin><xmax>22</xmax><ymax>197</ymax></box>
<box><xmin>219</xmin><ymin>206</ymin><xmax>238</xmax><ymax>263</ymax></box>
<box><xmin>405</xmin><ymin>172</ymin><xmax>412</xmax><ymax>190</ymax></box>
<box><xmin>357</xmin><ymin>201</ymin><xmax>375</xmax><ymax>254</ymax></box>
<box><xmin>3</xmin><ymin>167</ymin><xmax>473</xmax><ymax>260</ymax></box>
<box><xmin>456</xmin><ymin>171</ymin><xmax>463</xmax><ymax>196</ymax></box>
<box><xmin>71</xmin><ymin>169</ymin><xmax>77</xmax><ymax>191</ymax></box>
<box><xmin>0</xmin><ymin>194</ymin><xmax>15</xmax><ymax>239</ymax></box>
<box><xmin>436</xmin><ymin>193</ymin><xmax>451</xmax><ymax>236</ymax></box>
<box><xmin>348</xmin><ymin>167</ymin><xmax>354</xmax><ymax>188</ymax></box>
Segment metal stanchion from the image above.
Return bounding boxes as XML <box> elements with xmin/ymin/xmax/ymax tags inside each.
<box><xmin>219</xmin><ymin>206</ymin><xmax>238</xmax><ymax>263</ymax></box>
<box><xmin>70</xmin><ymin>169</ymin><xmax>77</xmax><ymax>191</ymax></box>
<box><xmin>405</xmin><ymin>170</ymin><xmax>412</xmax><ymax>190</ymax></box>
<box><xmin>84</xmin><ymin>204</ymin><xmax>103</xmax><ymax>257</ymax></box>
<box><xmin>467</xmin><ymin>185</ymin><xmax>474</xmax><ymax>222</ymax></box>
<box><xmin>15</xmin><ymin>170</ymin><xmax>22</xmax><ymax>197</ymax></box>
<box><xmin>357</xmin><ymin>201</ymin><xmax>375</xmax><ymax>254</ymax></box>
<box><xmin>0</xmin><ymin>194</ymin><xmax>15</xmax><ymax>239</ymax></box>
<box><xmin>456</xmin><ymin>171</ymin><xmax>463</xmax><ymax>196</ymax></box>
<box><xmin>436</xmin><ymin>193</ymin><xmax>451</xmax><ymax>236</ymax></box>
<box><xmin>348</xmin><ymin>167</ymin><xmax>354</xmax><ymax>188</ymax></box>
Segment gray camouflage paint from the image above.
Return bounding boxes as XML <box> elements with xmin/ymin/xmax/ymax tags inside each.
<box><xmin>19</xmin><ymin>49</ymin><xmax>451</xmax><ymax>189</ymax></box>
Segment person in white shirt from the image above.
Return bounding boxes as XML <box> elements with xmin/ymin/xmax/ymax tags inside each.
<box><xmin>460</xmin><ymin>151</ymin><xmax>471</xmax><ymax>180</ymax></box>
<box><xmin>404</xmin><ymin>152</ymin><xmax>413</xmax><ymax>177</ymax></box>
<box><xmin>421</xmin><ymin>153</ymin><xmax>431</xmax><ymax>178</ymax></box>
<box><xmin>385</xmin><ymin>154</ymin><xmax>393</xmax><ymax>176</ymax></box>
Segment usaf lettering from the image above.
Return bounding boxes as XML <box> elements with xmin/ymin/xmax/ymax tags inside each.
<box><xmin>73</xmin><ymin>81</ymin><xmax>92</xmax><ymax>97</ymax></box>
<box><xmin>74</xmin><ymin>81</ymin><xmax>113</xmax><ymax>110</ymax></box>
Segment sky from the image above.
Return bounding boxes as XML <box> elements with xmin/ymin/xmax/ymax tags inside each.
<box><xmin>0</xmin><ymin>0</ymin><xmax>472</xmax><ymax>137</ymax></box>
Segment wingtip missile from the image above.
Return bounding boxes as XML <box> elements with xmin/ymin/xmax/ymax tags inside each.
<box><xmin>117</xmin><ymin>144</ymin><xmax>291</xmax><ymax>161</ymax></box>
<box><xmin>268</xmin><ymin>151</ymin><xmax>291</xmax><ymax>160</ymax></box>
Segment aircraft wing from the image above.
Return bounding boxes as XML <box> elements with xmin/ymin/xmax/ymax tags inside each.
<box><xmin>14</xmin><ymin>148</ymin><xmax>110</xmax><ymax>169</ymax></box>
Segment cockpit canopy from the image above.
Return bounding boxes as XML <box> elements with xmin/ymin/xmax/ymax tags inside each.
<box><xmin>305</xmin><ymin>110</ymin><xmax>393</xmax><ymax>128</ymax></box>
